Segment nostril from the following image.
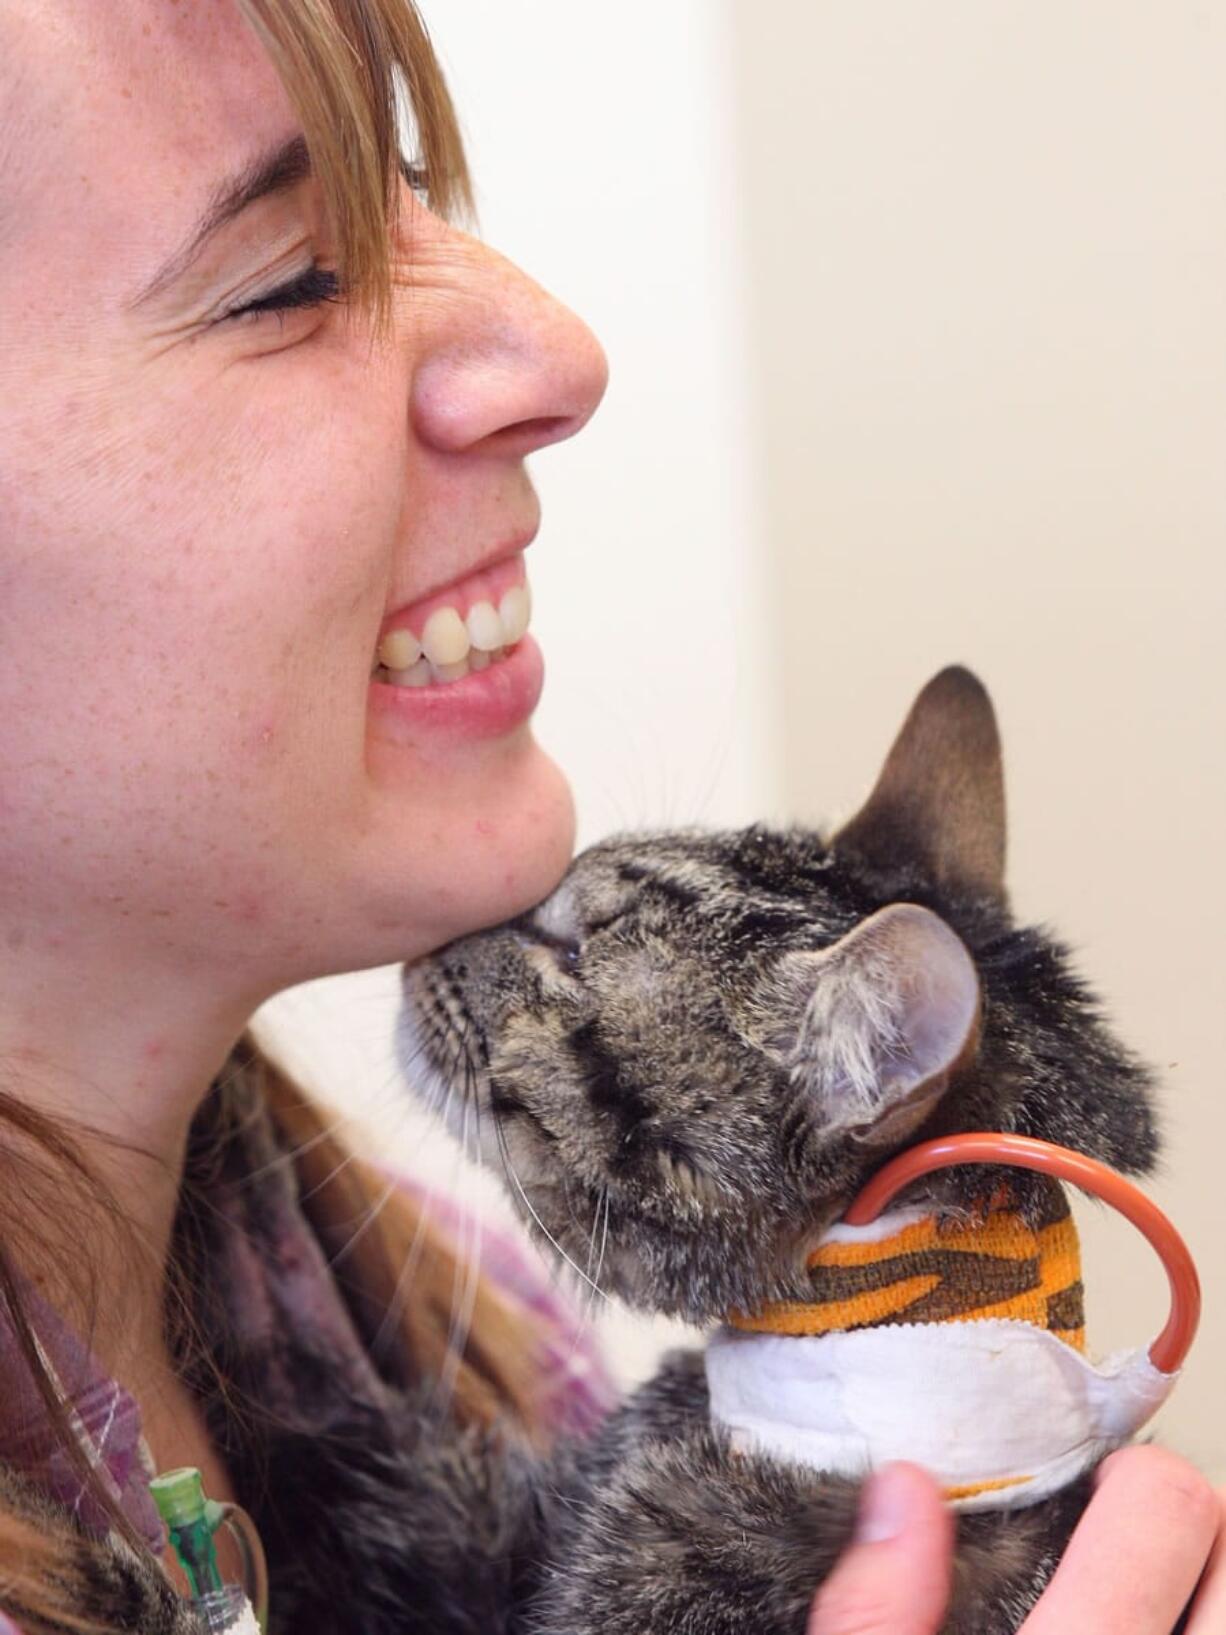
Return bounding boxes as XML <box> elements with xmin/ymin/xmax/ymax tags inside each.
<box><xmin>512</xmin><ymin>415</ymin><xmax>571</xmax><ymax>441</ymax></box>
<box><xmin>489</xmin><ymin>414</ymin><xmax>581</xmax><ymax>456</ymax></box>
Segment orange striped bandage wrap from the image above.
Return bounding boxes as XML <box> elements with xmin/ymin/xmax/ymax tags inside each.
<box><xmin>729</xmin><ymin>1190</ymin><xmax>1085</xmax><ymax>1352</ymax></box>
<box><xmin>706</xmin><ymin>1186</ymin><xmax>1179</xmax><ymax>1509</ymax></box>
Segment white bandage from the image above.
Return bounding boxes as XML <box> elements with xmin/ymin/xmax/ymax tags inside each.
<box><xmin>705</xmin><ymin>1319</ymin><xmax>1176</xmax><ymax>1511</ymax></box>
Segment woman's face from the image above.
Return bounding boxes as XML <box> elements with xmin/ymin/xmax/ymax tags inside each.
<box><xmin>0</xmin><ymin>1</ymin><xmax>607</xmax><ymax>1023</ymax></box>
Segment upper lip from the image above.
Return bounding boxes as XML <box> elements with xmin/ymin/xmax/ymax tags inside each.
<box><xmin>380</xmin><ymin>527</ymin><xmax>538</xmax><ymax>627</ymax></box>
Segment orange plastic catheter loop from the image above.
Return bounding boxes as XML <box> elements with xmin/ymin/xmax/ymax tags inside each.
<box><xmin>842</xmin><ymin>1132</ymin><xmax>1200</xmax><ymax>1375</ymax></box>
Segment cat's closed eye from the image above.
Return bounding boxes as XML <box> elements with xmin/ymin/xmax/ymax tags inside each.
<box><xmin>511</xmin><ymin>924</ymin><xmax>581</xmax><ymax>985</ymax></box>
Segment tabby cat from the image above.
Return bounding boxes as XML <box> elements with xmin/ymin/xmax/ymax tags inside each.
<box><xmin>0</xmin><ymin>665</ymin><xmax>1166</xmax><ymax>1635</ymax></box>
<box><xmin>397</xmin><ymin>663</ymin><xmax>1164</xmax><ymax>1635</ymax></box>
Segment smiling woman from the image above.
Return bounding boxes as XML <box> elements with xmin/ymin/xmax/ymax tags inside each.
<box><xmin>5</xmin><ymin>4</ymin><xmax>1220</xmax><ymax>1634</ymax></box>
<box><xmin>0</xmin><ymin>0</ymin><xmax>609</xmax><ymax>1630</ymax></box>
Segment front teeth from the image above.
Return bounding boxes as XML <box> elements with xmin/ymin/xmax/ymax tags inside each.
<box><xmin>374</xmin><ymin>582</ymin><xmax>532</xmax><ymax>687</ymax></box>
<box><xmin>420</xmin><ymin>607</ymin><xmax>470</xmax><ymax>666</ymax></box>
<box><xmin>397</xmin><ymin>658</ymin><xmax>432</xmax><ymax>687</ymax></box>
<box><xmin>499</xmin><ymin>586</ymin><xmax>530</xmax><ymax>644</ymax></box>
<box><xmin>379</xmin><ymin>628</ymin><xmax>422</xmax><ymax>670</ymax></box>
<box><xmin>465</xmin><ymin>601</ymin><xmax>502</xmax><ymax>651</ymax></box>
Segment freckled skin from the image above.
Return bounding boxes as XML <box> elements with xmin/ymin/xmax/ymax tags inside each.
<box><xmin>0</xmin><ymin>0</ymin><xmax>607</xmax><ymax>1144</ymax></box>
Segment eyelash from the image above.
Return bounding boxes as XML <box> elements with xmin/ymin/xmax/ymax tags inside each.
<box><xmin>220</xmin><ymin>157</ymin><xmax>429</xmax><ymax>327</ymax></box>
<box><xmin>222</xmin><ymin>264</ymin><xmax>343</xmax><ymax>325</ymax></box>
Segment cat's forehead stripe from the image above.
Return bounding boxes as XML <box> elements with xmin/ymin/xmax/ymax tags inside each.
<box><xmin>615</xmin><ymin>860</ymin><xmax>705</xmax><ymax>909</ymax></box>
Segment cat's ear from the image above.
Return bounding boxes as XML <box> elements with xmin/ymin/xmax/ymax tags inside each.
<box><xmin>776</xmin><ymin>902</ymin><xmax>981</xmax><ymax>1149</ymax></box>
<box><xmin>831</xmin><ymin>665</ymin><xmax>1007</xmax><ymax>905</ymax></box>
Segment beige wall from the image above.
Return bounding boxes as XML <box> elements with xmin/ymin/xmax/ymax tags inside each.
<box><xmin>731</xmin><ymin>1</ymin><xmax>1225</xmax><ymax>1475</ymax></box>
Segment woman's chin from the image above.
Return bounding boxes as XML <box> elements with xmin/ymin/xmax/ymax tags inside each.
<box><xmin>362</xmin><ymin>734</ymin><xmax>576</xmax><ymax>962</ymax></box>
<box><xmin>448</xmin><ymin>742</ymin><xmax>577</xmax><ymax>937</ymax></box>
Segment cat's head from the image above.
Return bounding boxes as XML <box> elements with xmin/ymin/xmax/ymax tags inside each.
<box><xmin>398</xmin><ymin>666</ymin><xmax>1159</xmax><ymax>1323</ymax></box>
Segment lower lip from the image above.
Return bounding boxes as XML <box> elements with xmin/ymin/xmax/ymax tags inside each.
<box><xmin>367</xmin><ymin>634</ymin><xmax>545</xmax><ymax>745</ymax></box>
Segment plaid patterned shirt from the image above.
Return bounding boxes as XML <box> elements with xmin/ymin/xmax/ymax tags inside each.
<box><xmin>395</xmin><ymin>1172</ymin><xmax>618</xmax><ymax>1439</ymax></box>
<box><xmin>0</xmin><ymin>1142</ymin><xmax>617</xmax><ymax>1633</ymax></box>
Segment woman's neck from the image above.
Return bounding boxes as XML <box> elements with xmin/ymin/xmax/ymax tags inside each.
<box><xmin>0</xmin><ymin>1010</ymin><xmax>254</xmax><ymax>1388</ymax></box>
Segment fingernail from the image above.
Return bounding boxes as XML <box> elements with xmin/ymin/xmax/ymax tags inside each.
<box><xmin>854</xmin><ymin>1464</ymin><xmax>912</xmax><ymax>1544</ymax></box>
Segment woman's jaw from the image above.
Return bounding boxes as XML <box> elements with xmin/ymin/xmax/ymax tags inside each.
<box><xmin>358</xmin><ymin>724</ymin><xmax>577</xmax><ymax>967</ymax></box>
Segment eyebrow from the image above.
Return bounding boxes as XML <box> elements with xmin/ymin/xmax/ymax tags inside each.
<box><xmin>127</xmin><ymin>132</ymin><xmax>312</xmax><ymax>308</ymax></box>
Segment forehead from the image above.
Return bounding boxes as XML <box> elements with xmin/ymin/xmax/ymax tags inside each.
<box><xmin>1</xmin><ymin>0</ymin><xmax>297</xmax><ymax>288</ymax></box>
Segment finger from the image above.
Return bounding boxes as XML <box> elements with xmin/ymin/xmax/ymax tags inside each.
<box><xmin>1184</xmin><ymin>1487</ymin><xmax>1226</xmax><ymax>1634</ymax></box>
<box><xmin>1021</xmin><ymin>1446</ymin><xmax>1219</xmax><ymax>1634</ymax></box>
<box><xmin>807</xmin><ymin>1462</ymin><xmax>953</xmax><ymax>1635</ymax></box>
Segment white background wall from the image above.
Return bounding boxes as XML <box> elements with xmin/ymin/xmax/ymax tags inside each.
<box><xmin>729</xmin><ymin>0</ymin><xmax>1225</xmax><ymax>1480</ymax></box>
<box><xmin>256</xmin><ymin>1</ymin><xmax>1224</xmax><ymax>1477</ymax></box>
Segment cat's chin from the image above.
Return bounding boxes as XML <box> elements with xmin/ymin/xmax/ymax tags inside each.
<box><xmin>394</xmin><ymin>970</ymin><xmax>447</xmax><ymax>1107</ymax></box>
<box><xmin>392</xmin><ymin>962</ymin><xmax>495</xmax><ymax>1154</ymax></box>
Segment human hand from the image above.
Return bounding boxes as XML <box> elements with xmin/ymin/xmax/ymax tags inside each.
<box><xmin>807</xmin><ymin>1448</ymin><xmax>1224</xmax><ymax>1634</ymax></box>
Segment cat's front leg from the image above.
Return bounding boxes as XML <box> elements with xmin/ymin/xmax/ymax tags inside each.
<box><xmin>245</xmin><ymin>1393</ymin><xmax>554</xmax><ymax>1635</ymax></box>
<box><xmin>531</xmin><ymin>1424</ymin><xmax>858</xmax><ymax>1635</ymax></box>
<box><xmin>531</xmin><ymin>1425</ymin><xmax>1091</xmax><ymax>1635</ymax></box>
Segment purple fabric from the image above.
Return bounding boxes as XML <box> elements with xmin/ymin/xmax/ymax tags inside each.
<box><xmin>207</xmin><ymin>1146</ymin><xmax>394</xmax><ymax>1421</ymax></box>
<box><xmin>0</xmin><ymin>1139</ymin><xmax>616</xmax><ymax>1588</ymax></box>
<box><xmin>391</xmin><ymin>1171</ymin><xmax>619</xmax><ymax>1437</ymax></box>
<box><xmin>0</xmin><ymin>1280</ymin><xmax>165</xmax><ymax>1554</ymax></box>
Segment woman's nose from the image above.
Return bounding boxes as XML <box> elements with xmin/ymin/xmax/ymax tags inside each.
<box><xmin>408</xmin><ymin>233</ymin><xmax>609</xmax><ymax>461</ymax></box>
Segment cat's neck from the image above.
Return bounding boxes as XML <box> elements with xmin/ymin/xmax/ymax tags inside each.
<box><xmin>704</xmin><ymin>1187</ymin><xmax>1179</xmax><ymax>1513</ymax></box>
<box><xmin>727</xmin><ymin>1188</ymin><xmax>1085</xmax><ymax>1349</ymax></box>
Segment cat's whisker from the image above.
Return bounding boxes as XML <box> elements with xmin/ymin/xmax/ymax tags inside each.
<box><xmin>593</xmin><ymin>1185</ymin><xmax>611</xmax><ymax>1301</ymax></box>
<box><xmin>425</xmin><ymin>1013</ymin><xmax>483</xmax><ymax>1412</ymax></box>
<box><xmin>560</xmin><ymin>1169</ymin><xmax>588</xmax><ymax>1241</ymax></box>
<box><xmin>564</xmin><ymin>1184</ymin><xmax>612</xmax><ymax>1373</ymax></box>
<box><xmin>583</xmin><ymin>1187</ymin><xmax>604</xmax><ymax>1284</ymax></box>
<box><xmin>492</xmin><ymin>1115</ymin><xmax>609</xmax><ymax>1299</ymax></box>
<box><xmin>687</xmin><ymin>717</ymin><xmax>735</xmax><ymax>828</ymax></box>
<box><xmin>236</xmin><ymin>1112</ymin><xmax>354</xmax><ymax>1188</ymax></box>
<box><xmin>292</xmin><ymin>1130</ymin><xmax>371</xmax><ymax>1208</ymax></box>
<box><xmin>488</xmin><ymin>1110</ymin><xmax>579</xmax><ymax>1304</ymax></box>
<box><xmin>434</xmin><ymin>1031</ymin><xmax>485</xmax><ymax>1417</ymax></box>
<box><xmin>366</xmin><ymin>1018</ymin><xmax>473</xmax><ymax>1374</ymax></box>
<box><xmin>363</xmin><ymin>1161</ymin><xmax>448</xmax><ymax>1373</ymax></box>
<box><xmin>322</xmin><ymin>1172</ymin><xmax>399</xmax><ymax>1272</ymax></box>
<box><xmin>235</xmin><ymin>1011</ymin><xmax>434</xmax><ymax>1199</ymax></box>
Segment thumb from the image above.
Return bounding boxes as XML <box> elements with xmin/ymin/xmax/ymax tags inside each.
<box><xmin>807</xmin><ymin>1463</ymin><xmax>954</xmax><ymax>1635</ymax></box>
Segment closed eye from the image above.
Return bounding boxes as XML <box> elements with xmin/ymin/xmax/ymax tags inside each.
<box><xmin>586</xmin><ymin>910</ymin><xmax>630</xmax><ymax>936</ymax></box>
<box><xmin>220</xmin><ymin>263</ymin><xmax>342</xmax><ymax>324</ymax></box>
<box><xmin>217</xmin><ymin>156</ymin><xmax>428</xmax><ymax>328</ymax></box>
<box><xmin>513</xmin><ymin>923</ymin><xmax>581</xmax><ymax>974</ymax></box>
